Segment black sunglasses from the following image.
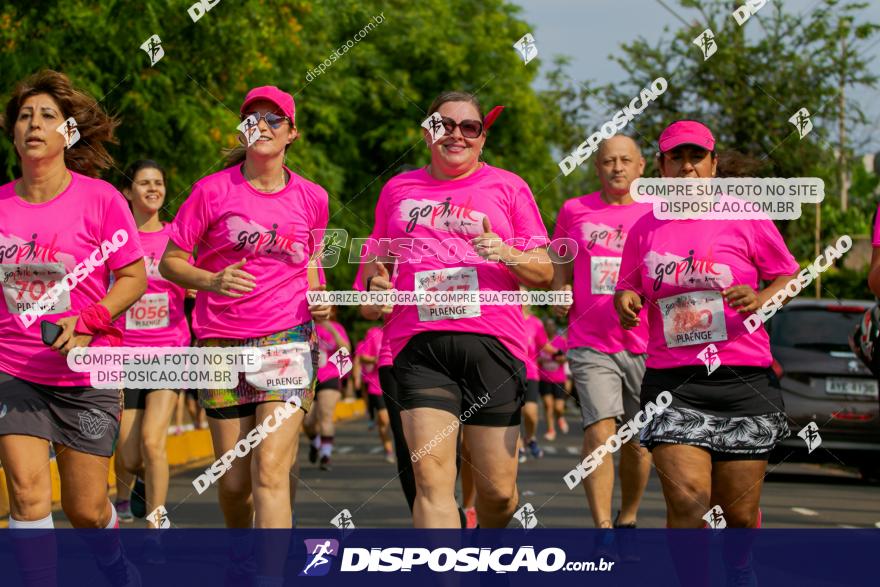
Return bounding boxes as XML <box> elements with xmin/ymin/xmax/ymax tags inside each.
<box><xmin>241</xmin><ymin>111</ymin><xmax>290</xmax><ymax>130</ymax></box>
<box><xmin>438</xmin><ymin>116</ymin><xmax>483</xmax><ymax>139</ymax></box>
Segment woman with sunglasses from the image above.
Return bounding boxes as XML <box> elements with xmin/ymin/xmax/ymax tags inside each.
<box><xmin>0</xmin><ymin>69</ymin><xmax>146</xmax><ymax>584</ymax></box>
<box><xmin>160</xmin><ymin>87</ymin><xmax>328</xmax><ymax>549</ymax></box>
<box><xmin>615</xmin><ymin>120</ymin><xmax>797</xmax><ymax>580</ymax></box>
<box><xmin>363</xmin><ymin>91</ymin><xmax>553</xmax><ymax>528</ymax></box>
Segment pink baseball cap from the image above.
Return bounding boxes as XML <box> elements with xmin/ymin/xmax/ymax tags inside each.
<box><xmin>240</xmin><ymin>86</ymin><xmax>295</xmax><ymax>122</ymax></box>
<box><xmin>658</xmin><ymin>120</ymin><xmax>715</xmax><ymax>153</ymax></box>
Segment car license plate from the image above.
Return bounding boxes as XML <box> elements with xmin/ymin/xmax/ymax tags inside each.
<box><xmin>825</xmin><ymin>377</ymin><xmax>879</xmax><ymax>397</ymax></box>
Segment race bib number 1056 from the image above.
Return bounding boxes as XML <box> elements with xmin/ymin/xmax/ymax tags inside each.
<box><xmin>126</xmin><ymin>292</ymin><xmax>169</xmax><ymax>330</ymax></box>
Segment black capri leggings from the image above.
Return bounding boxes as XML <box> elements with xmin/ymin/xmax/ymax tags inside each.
<box><xmin>379</xmin><ymin>365</ymin><xmax>465</xmax><ymax>525</ymax></box>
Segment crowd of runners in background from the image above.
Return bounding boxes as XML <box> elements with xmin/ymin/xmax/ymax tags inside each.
<box><xmin>1</xmin><ymin>68</ymin><xmax>876</xmax><ymax>585</ymax></box>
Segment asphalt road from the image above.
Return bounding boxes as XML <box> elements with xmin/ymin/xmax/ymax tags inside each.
<box><xmin>55</xmin><ymin>410</ymin><xmax>880</xmax><ymax>529</ymax></box>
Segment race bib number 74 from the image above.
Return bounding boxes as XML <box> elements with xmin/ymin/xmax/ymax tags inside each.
<box><xmin>590</xmin><ymin>256</ymin><xmax>621</xmax><ymax>295</ymax></box>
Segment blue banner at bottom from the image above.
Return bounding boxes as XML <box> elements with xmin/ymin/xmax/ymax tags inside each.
<box><xmin>0</xmin><ymin>529</ymin><xmax>875</xmax><ymax>586</ymax></box>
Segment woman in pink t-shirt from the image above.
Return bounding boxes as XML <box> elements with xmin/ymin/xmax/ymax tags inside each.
<box><xmin>160</xmin><ymin>86</ymin><xmax>329</xmax><ymax>534</ymax></box>
<box><xmin>355</xmin><ymin>326</ymin><xmax>394</xmax><ymax>462</ymax></box>
<box><xmin>363</xmin><ymin>91</ymin><xmax>553</xmax><ymax>528</ymax></box>
<box><xmin>520</xmin><ymin>303</ymin><xmax>548</xmax><ymax>459</ymax></box>
<box><xmin>111</xmin><ymin>160</ymin><xmax>191</xmax><ymax>544</ymax></box>
<box><xmin>537</xmin><ymin>318</ymin><xmax>570</xmax><ymax>441</ymax></box>
<box><xmin>0</xmin><ymin>70</ymin><xmax>146</xmax><ymax>581</ymax></box>
<box><xmin>303</xmin><ymin>309</ymin><xmax>351</xmax><ymax>470</ymax></box>
<box><xmin>615</xmin><ymin>120</ymin><xmax>799</xmax><ymax>535</ymax></box>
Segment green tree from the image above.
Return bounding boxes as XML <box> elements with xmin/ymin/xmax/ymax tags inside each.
<box><xmin>556</xmin><ymin>0</ymin><xmax>879</xmax><ymax>283</ymax></box>
<box><xmin>0</xmin><ymin>0</ymin><xmax>591</xmax><ymax>338</ymax></box>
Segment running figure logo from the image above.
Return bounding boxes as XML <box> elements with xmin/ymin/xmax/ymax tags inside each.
<box><xmin>329</xmin><ymin>347</ymin><xmax>352</xmax><ymax>378</ymax></box>
<box><xmin>513</xmin><ymin>33</ymin><xmax>538</xmax><ymax>65</ymax></box>
<box><xmin>56</xmin><ymin>117</ymin><xmax>80</xmax><ymax>149</ymax></box>
<box><xmin>300</xmin><ymin>538</ymin><xmax>340</xmax><ymax>577</ymax></box>
<box><xmin>421</xmin><ymin>112</ymin><xmax>446</xmax><ymax>144</ymax></box>
<box><xmin>789</xmin><ymin>108</ymin><xmax>813</xmax><ymax>139</ymax></box>
<box><xmin>703</xmin><ymin>505</ymin><xmax>727</xmax><ymax>529</ymax></box>
<box><xmin>693</xmin><ymin>28</ymin><xmax>717</xmax><ymax>61</ymax></box>
<box><xmin>697</xmin><ymin>344</ymin><xmax>721</xmax><ymax>375</ymax></box>
<box><xmin>139</xmin><ymin>34</ymin><xmax>164</xmax><ymax>66</ymax></box>
<box><xmin>237</xmin><ymin>114</ymin><xmax>260</xmax><ymax>147</ymax></box>
<box><xmin>797</xmin><ymin>421</ymin><xmax>822</xmax><ymax>454</ymax></box>
<box><xmin>312</xmin><ymin>229</ymin><xmax>348</xmax><ymax>269</ymax></box>
<box><xmin>330</xmin><ymin>508</ymin><xmax>356</xmax><ymax>530</ymax></box>
<box><xmin>146</xmin><ymin>505</ymin><xmax>171</xmax><ymax>529</ymax></box>
<box><xmin>513</xmin><ymin>503</ymin><xmax>538</xmax><ymax>529</ymax></box>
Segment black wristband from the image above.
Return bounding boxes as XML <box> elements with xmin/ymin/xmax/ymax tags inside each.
<box><xmin>366</xmin><ymin>275</ymin><xmax>375</xmax><ymax>292</ymax></box>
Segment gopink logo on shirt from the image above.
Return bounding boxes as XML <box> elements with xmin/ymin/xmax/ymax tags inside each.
<box><xmin>227</xmin><ymin>216</ymin><xmax>307</xmax><ymax>262</ymax></box>
<box><xmin>400</xmin><ymin>197</ymin><xmax>486</xmax><ymax>236</ymax></box>
<box><xmin>0</xmin><ymin>231</ymin><xmax>73</xmax><ymax>265</ymax></box>
<box><xmin>582</xmin><ymin>222</ymin><xmax>627</xmax><ymax>251</ymax></box>
<box><xmin>646</xmin><ymin>250</ymin><xmax>734</xmax><ymax>291</ymax></box>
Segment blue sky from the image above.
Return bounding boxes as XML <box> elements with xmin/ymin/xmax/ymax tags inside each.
<box><xmin>514</xmin><ymin>0</ymin><xmax>880</xmax><ymax>153</ymax></box>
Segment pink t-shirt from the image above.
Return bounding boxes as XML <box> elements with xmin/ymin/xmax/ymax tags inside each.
<box><xmin>554</xmin><ymin>192</ymin><xmax>650</xmax><ymax>354</ymax></box>
<box><xmin>121</xmin><ymin>225</ymin><xmax>190</xmax><ymax>348</ymax></box>
<box><xmin>617</xmin><ymin>216</ymin><xmax>799</xmax><ymax>369</ymax></box>
<box><xmin>539</xmin><ymin>334</ymin><xmax>568</xmax><ymax>383</ymax></box>
<box><xmin>0</xmin><ymin>172</ymin><xmax>143</xmax><ymax>386</ymax></box>
<box><xmin>368</xmin><ymin>165</ymin><xmax>550</xmax><ymax>365</ymax></box>
<box><xmin>168</xmin><ymin>165</ymin><xmax>328</xmax><ymax>340</ymax></box>
<box><xmin>352</xmin><ymin>262</ymin><xmax>394</xmax><ymax>368</ymax></box>
<box><xmin>524</xmin><ymin>314</ymin><xmax>547</xmax><ymax>381</ymax></box>
<box><xmin>316</xmin><ymin>321</ymin><xmax>350</xmax><ymax>382</ymax></box>
<box><xmin>873</xmin><ymin>204</ymin><xmax>880</xmax><ymax>247</ymax></box>
<box><xmin>356</xmin><ymin>326</ymin><xmax>383</xmax><ymax>395</ymax></box>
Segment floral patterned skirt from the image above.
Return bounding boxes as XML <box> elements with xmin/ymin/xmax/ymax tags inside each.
<box><xmin>638</xmin><ymin>365</ymin><xmax>790</xmax><ymax>458</ymax></box>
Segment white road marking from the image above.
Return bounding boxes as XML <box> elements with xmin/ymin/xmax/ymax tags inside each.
<box><xmin>543</xmin><ymin>446</ymin><xmax>557</xmax><ymax>455</ymax></box>
<box><xmin>566</xmin><ymin>446</ymin><xmax>579</xmax><ymax>455</ymax></box>
<box><xmin>838</xmin><ymin>525</ymin><xmax>858</xmax><ymax>529</ymax></box>
<box><xmin>336</xmin><ymin>446</ymin><xmax>354</xmax><ymax>454</ymax></box>
<box><xmin>791</xmin><ymin>507</ymin><xmax>819</xmax><ymax>517</ymax></box>
<box><xmin>369</xmin><ymin>446</ymin><xmax>383</xmax><ymax>454</ymax></box>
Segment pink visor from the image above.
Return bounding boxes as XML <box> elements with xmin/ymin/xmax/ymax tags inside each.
<box><xmin>658</xmin><ymin>120</ymin><xmax>715</xmax><ymax>153</ymax></box>
<box><xmin>240</xmin><ymin>86</ymin><xmax>295</xmax><ymax>122</ymax></box>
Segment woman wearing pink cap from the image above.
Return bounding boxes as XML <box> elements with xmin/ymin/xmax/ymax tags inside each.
<box><xmin>0</xmin><ymin>70</ymin><xmax>146</xmax><ymax>583</ymax></box>
<box><xmin>615</xmin><ymin>120</ymin><xmax>798</xmax><ymax>539</ymax></box>
<box><xmin>363</xmin><ymin>91</ymin><xmax>553</xmax><ymax>528</ymax></box>
<box><xmin>160</xmin><ymin>85</ymin><xmax>329</xmax><ymax>539</ymax></box>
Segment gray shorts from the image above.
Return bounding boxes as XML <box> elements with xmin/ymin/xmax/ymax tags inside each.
<box><xmin>0</xmin><ymin>372</ymin><xmax>122</xmax><ymax>457</ymax></box>
<box><xmin>568</xmin><ymin>347</ymin><xmax>646</xmax><ymax>429</ymax></box>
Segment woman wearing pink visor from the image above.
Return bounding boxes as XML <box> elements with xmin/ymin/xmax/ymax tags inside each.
<box><xmin>363</xmin><ymin>91</ymin><xmax>553</xmax><ymax>528</ymax></box>
<box><xmin>615</xmin><ymin>120</ymin><xmax>798</xmax><ymax>535</ymax></box>
<box><xmin>160</xmin><ymin>85</ymin><xmax>329</xmax><ymax>542</ymax></box>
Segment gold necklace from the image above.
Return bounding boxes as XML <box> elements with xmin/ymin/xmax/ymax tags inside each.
<box><xmin>17</xmin><ymin>170</ymin><xmax>69</xmax><ymax>202</ymax></box>
<box><xmin>243</xmin><ymin>165</ymin><xmax>288</xmax><ymax>193</ymax></box>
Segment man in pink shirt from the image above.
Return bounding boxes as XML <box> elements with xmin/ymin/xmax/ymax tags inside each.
<box><xmin>553</xmin><ymin>135</ymin><xmax>653</xmax><ymax>549</ymax></box>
